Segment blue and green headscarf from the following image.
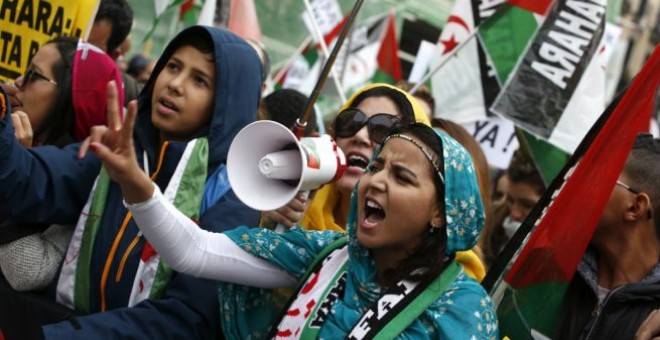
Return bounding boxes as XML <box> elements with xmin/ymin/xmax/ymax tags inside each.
<box><xmin>220</xmin><ymin>128</ymin><xmax>496</xmax><ymax>339</ymax></box>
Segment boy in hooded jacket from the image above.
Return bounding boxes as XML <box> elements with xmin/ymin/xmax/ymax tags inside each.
<box><xmin>0</xmin><ymin>26</ymin><xmax>261</xmax><ymax>338</ymax></box>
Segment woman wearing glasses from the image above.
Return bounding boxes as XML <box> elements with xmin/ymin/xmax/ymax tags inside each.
<box><xmin>262</xmin><ymin>84</ymin><xmax>484</xmax><ymax>278</ymax></box>
<box><xmin>288</xmin><ymin>84</ymin><xmax>426</xmax><ymax>232</ymax></box>
<box><xmin>8</xmin><ymin>36</ymin><xmax>122</xmax><ymax>148</ymax></box>
<box><xmin>0</xmin><ymin>36</ymin><xmax>123</xmax><ymax>292</ymax></box>
<box><xmin>262</xmin><ymin>84</ymin><xmax>426</xmax><ymax>231</ymax></box>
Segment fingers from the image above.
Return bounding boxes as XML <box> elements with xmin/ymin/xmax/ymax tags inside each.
<box><xmin>270</xmin><ymin>210</ymin><xmax>298</xmax><ymax>228</ymax></box>
<box><xmin>106</xmin><ymin>81</ymin><xmax>121</xmax><ymax>131</ymax></box>
<box><xmin>89</xmin><ymin>141</ymin><xmax>116</xmax><ymax>164</ymax></box>
<box><xmin>11</xmin><ymin>111</ymin><xmax>32</xmax><ymax>147</ymax></box>
<box><xmin>1</xmin><ymin>81</ymin><xmax>19</xmax><ymax>110</ymax></box>
<box><xmin>16</xmin><ymin>111</ymin><xmax>31</xmax><ymax>134</ymax></box>
<box><xmin>120</xmin><ymin>100</ymin><xmax>138</xmax><ymax>143</ymax></box>
<box><xmin>78</xmin><ymin>125</ymin><xmax>109</xmax><ymax>159</ymax></box>
<box><xmin>636</xmin><ymin>309</ymin><xmax>660</xmax><ymax>340</ymax></box>
<box><xmin>289</xmin><ymin>195</ymin><xmax>308</xmax><ymax>212</ymax></box>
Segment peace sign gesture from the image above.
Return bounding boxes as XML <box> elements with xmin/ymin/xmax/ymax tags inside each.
<box><xmin>78</xmin><ymin>80</ymin><xmax>154</xmax><ymax>204</ymax></box>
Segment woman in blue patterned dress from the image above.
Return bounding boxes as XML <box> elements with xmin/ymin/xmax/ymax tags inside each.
<box><xmin>84</xmin><ymin>102</ymin><xmax>498</xmax><ymax>339</ymax></box>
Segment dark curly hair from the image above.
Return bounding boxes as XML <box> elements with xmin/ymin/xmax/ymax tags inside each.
<box><xmin>379</xmin><ymin>123</ymin><xmax>452</xmax><ymax>286</ymax></box>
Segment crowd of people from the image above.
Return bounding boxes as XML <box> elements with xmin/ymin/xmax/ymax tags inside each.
<box><xmin>0</xmin><ymin>0</ymin><xmax>659</xmax><ymax>339</ymax></box>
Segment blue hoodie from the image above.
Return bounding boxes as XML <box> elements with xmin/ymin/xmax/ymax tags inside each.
<box><xmin>0</xmin><ymin>26</ymin><xmax>262</xmax><ymax>338</ymax></box>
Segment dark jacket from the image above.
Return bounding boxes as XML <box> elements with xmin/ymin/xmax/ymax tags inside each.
<box><xmin>0</xmin><ymin>26</ymin><xmax>262</xmax><ymax>339</ymax></box>
<box><xmin>556</xmin><ymin>250</ymin><xmax>660</xmax><ymax>339</ymax></box>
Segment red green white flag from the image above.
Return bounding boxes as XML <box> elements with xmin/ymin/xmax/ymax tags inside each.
<box><xmin>484</xmin><ymin>45</ymin><xmax>660</xmax><ymax>339</ymax></box>
<box><xmin>371</xmin><ymin>10</ymin><xmax>403</xmax><ymax>84</ymax></box>
<box><xmin>490</xmin><ymin>0</ymin><xmax>613</xmax><ymax>153</ymax></box>
<box><xmin>430</xmin><ymin>0</ymin><xmax>548</xmax><ymax>123</ymax></box>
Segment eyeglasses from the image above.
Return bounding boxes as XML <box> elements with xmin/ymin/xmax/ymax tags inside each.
<box><xmin>17</xmin><ymin>68</ymin><xmax>58</xmax><ymax>88</ymax></box>
<box><xmin>616</xmin><ymin>180</ymin><xmax>640</xmax><ymax>195</ymax></box>
<box><xmin>333</xmin><ymin>108</ymin><xmax>399</xmax><ymax>144</ymax></box>
<box><xmin>617</xmin><ymin>180</ymin><xmax>653</xmax><ymax>219</ymax></box>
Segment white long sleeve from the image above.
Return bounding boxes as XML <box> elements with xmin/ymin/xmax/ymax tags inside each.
<box><xmin>126</xmin><ymin>185</ymin><xmax>297</xmax><ymax>288</ymax></box>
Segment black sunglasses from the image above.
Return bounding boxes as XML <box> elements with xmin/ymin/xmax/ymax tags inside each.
<box><xmin>333</xmin><ymin>108</ymin><xmax>399</xmax><ymax>144</ymax></box>
<box><xmin>18</xmin><ymin>68</ymin><xmax>58</xmax><ymax>89</ymax></box>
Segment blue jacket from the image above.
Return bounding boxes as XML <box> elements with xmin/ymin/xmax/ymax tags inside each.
<box><xmin>0</xmin><ymin>26</ymin><xmax>262</xmax><ymax>338</ymax></box>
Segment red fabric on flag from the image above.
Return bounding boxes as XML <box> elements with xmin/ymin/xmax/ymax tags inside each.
<box><xmin>376</xmin><ymin>11</ymin><xmax>403</xmax><ymax>82</ymax></box>
<box><xmin>508</xmin><ymin>0</ymin><xmax>553</xmax><ymax>15</ymax></box>
<box><xmin>180</xmin><ymin>0</ymin><xmax>194</xmax><ymax>19</ymax></box>
<box><xmin>315</xmin><ymin>14</ymin><xmax>349</xmax><ymax>50</ymax></box>
<box><xmin>505</xmin><ymin>45</ymin><xmax>660</xmax><ymax>289</ymax></box>
<box><xmin>228</xmin><ymin>0</ymin><xmax>262</xmax><ymax>42</ymax></box>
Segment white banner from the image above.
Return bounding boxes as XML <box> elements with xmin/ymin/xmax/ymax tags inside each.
<box><xmin>301</xmin><ymin>0</ymin><xmax>343</xmax><ymax>41</ymax></box>
<box><xmin>462</xmin><ymin>116</ymin><xmax>518</xmax><ymax>169</ymax></box>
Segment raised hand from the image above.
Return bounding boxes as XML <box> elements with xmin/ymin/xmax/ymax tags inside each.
<box><xmin>79</xmin><ymin>81</ymin><xmax>153</xmax><ymax>204</ymax></box>
<box><xmin>11</xmin><ymin>111</ymin><xmax>33</xmax><ymax>147</ymax></box>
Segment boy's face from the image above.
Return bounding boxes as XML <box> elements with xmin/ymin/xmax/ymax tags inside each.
<box><xmin>151</xmin><ymin>45</ymin><xmax>215</xmax><ymax>142</ymax></box>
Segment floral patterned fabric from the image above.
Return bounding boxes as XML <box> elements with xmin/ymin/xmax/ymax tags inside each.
<box><xmin>435</xmin><ymin>130</ymin><xmax>485</xmax><ymax>254</ymax></box>
<box><xmin>219</xmin><ymin>129</ymin><xmax>497</xmax><ymax>339</ymax></box>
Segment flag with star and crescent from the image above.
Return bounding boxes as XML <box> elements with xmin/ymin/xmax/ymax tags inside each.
<box><xmin>429</xmin><ymin>0</ymin><xmax>539</xmax><ymax>124</ymax></box>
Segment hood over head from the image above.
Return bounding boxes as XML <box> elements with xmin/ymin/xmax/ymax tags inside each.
<box><xmin>135</xmin><ymin>25</ymin><xmax>262</xmax><ymax>173</ymax></box>
<box><xmin>72</xmin><ymin>40</ymin><xmax>124</xmax><ymax>141</ymax></box>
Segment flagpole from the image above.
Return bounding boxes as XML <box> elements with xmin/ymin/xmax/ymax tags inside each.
<box><xmin>409</xmin><ymin>27</ymin><xmax>480</xmax><ymax>94</ymax></box>
<box><xmin>271</xmin><ymin>36</ymin><xmax>312</xmax><ymax>85</ymax></box>
<box><xmin>302</xmin><ymin>0</ymin><xmax>347</xmax><ymax>103</ymax></box>
<box><xmin>294</xmin><ymin>0</ymin><xmax>365</xmax><ymax>139</ymax></box>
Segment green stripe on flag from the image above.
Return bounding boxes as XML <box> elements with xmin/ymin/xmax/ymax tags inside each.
<box><xmin>497</xmin><ymin>282</ymin><xmax>567</xmax><ymax>339</ymax></box>
<box><xmin>172</xmin><ymin>139</ymin><xmax>208</xmax><ymax>219</ymax></box>
<box><xmin>75</xmin><ymin>169</ymin><xmax>111</xmax><ymax>313</ymax></box>
<box><xmin>303</xmin><ymin>47</ymin><xmax>318</xmax><ymax>67</ymax></box>
<box><xmin>480</xmin><ymin>5</ymin><xmax>538</xmax><ymax>82</ymax></box>
<box><xmin>150</xmin><ymin>138</ymin><xmax>208</xmax><ymax>299</ymax></box>
<box><xmin>371</xmin><ymin>69</ymin><xmax>397</xmax><ymax>85</ymax></box>
<box><xmin>518</xmin><ymin>130</ymin><xmax>570</xmax><ymax>185</ymax></box>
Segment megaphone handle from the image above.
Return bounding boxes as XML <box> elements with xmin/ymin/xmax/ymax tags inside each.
<box><xmin>274</xmin><ymin>190</ymin><xmax>311</xmax><ymax>234</ymax></box>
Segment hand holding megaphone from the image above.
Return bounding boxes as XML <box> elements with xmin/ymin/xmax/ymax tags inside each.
<box><xmin>227</xmin><ymin>121</ymin><xmax>346</xmax><ymax>225</ymax></box>
<box><xmin>260</xmin><ymin>192</ymin><xmax>310</xmax><ymax>230</ymax></box>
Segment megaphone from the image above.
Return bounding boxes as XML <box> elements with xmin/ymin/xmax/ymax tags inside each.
<box><xmin>227</xmin><ymin>120</ymin><xmax>347</xmax><ymax>211</ymax></box>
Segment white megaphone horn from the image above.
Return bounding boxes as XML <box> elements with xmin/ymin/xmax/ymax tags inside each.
<box><xmin>227</xmin><ymin>120</ymin><xmax>347</xmax><ymax>212</ymax></box>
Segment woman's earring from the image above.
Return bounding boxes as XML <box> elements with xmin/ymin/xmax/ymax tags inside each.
<box><xmin>428</xmin><ymin>222</ymin><xmax>438</xmax><ymax>236</ymax></box>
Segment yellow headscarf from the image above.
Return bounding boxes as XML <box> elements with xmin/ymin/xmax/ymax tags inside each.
<box><xmin>300</xmin><ymin>83</ymin><xmax>429</xmax><ymax>232</ymax></box>
<box><xmin>299</xmin><ymin>83</ymin><xmax>485</xmax><ymax>281</ymax></box>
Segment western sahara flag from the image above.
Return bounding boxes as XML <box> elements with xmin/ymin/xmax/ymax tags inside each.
<box><xmin>490</xmin><ymin>0</ymin><xmax>609</xmax><ymax>153</ymax></box>
<box><xmin>483</xmin><ymin>45</ymin><xmax>660</xmax><ymax>339</ymax></box>
<box><xmin>276</xmin><ymin>14</ymin><xmax>348</xmax><ymax>91</ymax></box>
<box><xmin>430</xmin><ymin>0</ymin><xmax>550</xmax><ymax>123</ymax></box>
<box><xmin>371</xmin><ymin>10</ymin><xmax>403</xmax><ymax>84</ymax></box>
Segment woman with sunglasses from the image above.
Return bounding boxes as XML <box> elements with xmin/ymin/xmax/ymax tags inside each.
<box><xmin>262</xmin><ymin>84</ymin><xmax>484</xmax><ymax>279</ymax></box>
<box><xmin>85</xmin><ymin>100</ymin><xmax>499</xmax><ymax>338</ymax></box>
<box><xmin>246</xmin><ymin>83</ymin><xmax>488</xmax><ymax>336</ymax></box>
<box><xmin>0</xmin><ymin>36</ymin><xmax>123</xmax><ymax>292</ymax></box>
<box><xmin>262</xmin><ymin>84</ymin><xmax>426</xmax><ymax>232</ymax></box>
